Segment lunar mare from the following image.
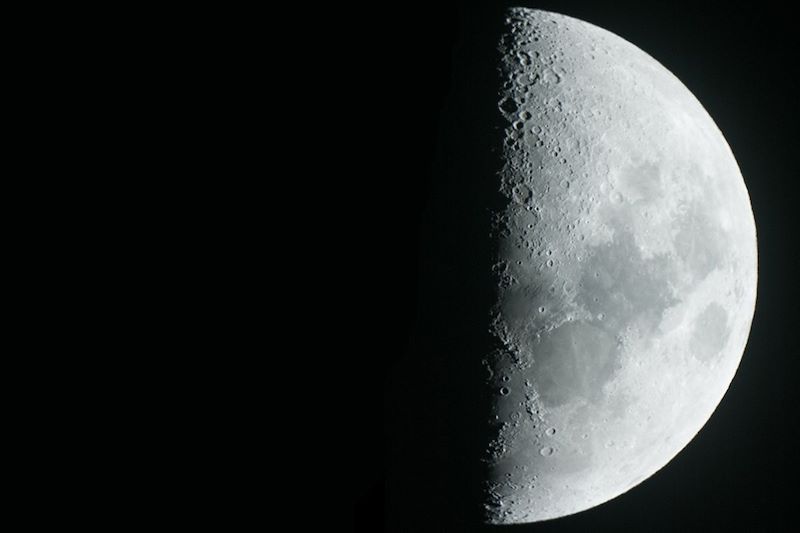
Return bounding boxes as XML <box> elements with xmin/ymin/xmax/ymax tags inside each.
<box><xmin>484</xmin><ymin>8</ymin><xmax>757</xmax><ymax>524</ymax></box>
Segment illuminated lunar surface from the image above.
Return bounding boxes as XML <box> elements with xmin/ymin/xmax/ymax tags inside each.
<box><xmin>484</xmin><ymin>8</ymin><xmax>757</xmax><ymax>524</ymax></box>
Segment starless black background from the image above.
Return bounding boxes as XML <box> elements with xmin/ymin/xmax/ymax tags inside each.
<box><xmin>353</xmin><ymin>1</ymin><xmax>799</xmax><ymax>531</ymax></box>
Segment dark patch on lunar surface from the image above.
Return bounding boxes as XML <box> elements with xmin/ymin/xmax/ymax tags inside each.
<box><xmin>691</xmin><ymin>302</ymin><xmax>730</xmax><ymax>362</ymax></box>
<box><xmin>674</xmin><ymin>200</ymin><xmax>728</xmax><ymax>282</ymax></box>
<box><xmin>533</xmin><ymin>321</ymin><xmax>618</xmax><ymax>407</ymax></box>
<box><xmin>578</xmin><ymin>227</ymin><xmax>679</xmax><ymax>332</ymax></box>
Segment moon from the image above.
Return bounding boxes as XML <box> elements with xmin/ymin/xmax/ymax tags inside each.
<box><xmin>484</xmin><ymin>8</ymin><xmax>757</xmax><ymax>524</ymax></box>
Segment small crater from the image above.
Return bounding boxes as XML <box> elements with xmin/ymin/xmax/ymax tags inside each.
<box><xmin>512</xmin><ymin>184</ymin><xmax>533</xmax><ymax>204</ymax></box>
<box><xmin>499</xmin><ymin>97</ymin><xmax>518</xmax><ymax>114</ymax></box>
<box><xmin>539</xmin><ymin>446</ymin><xmax>554</xmax><ymax>457</ymax></box>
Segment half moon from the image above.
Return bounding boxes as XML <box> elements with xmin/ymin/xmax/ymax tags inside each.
<box><xmin>484</xmin><ymin>8</ymin><xmax>757</xmax><ymax>524</ymax></box>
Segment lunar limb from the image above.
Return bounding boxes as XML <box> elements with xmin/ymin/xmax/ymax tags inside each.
<box><xmin>484</xmin><ymin>8</ymin><xmax>757</xmax><ymax>523</ymax></box>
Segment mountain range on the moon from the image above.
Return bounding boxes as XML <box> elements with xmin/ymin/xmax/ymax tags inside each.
<box><xmin>354</xmin><ymin>2</ymin><xmax>799</xmax><ymax>532</ymax></box>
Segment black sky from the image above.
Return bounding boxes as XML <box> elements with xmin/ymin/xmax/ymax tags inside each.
<box><xmin>354</xmin><ymin>2</ymin><xmax>799</xmax><ymax>531</ymax></box>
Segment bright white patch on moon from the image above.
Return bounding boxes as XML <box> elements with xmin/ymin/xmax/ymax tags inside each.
<box><xmin>484</xmin><ymin>8</ymin><xmax>757</xmax><ymax>524</ymax></box>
